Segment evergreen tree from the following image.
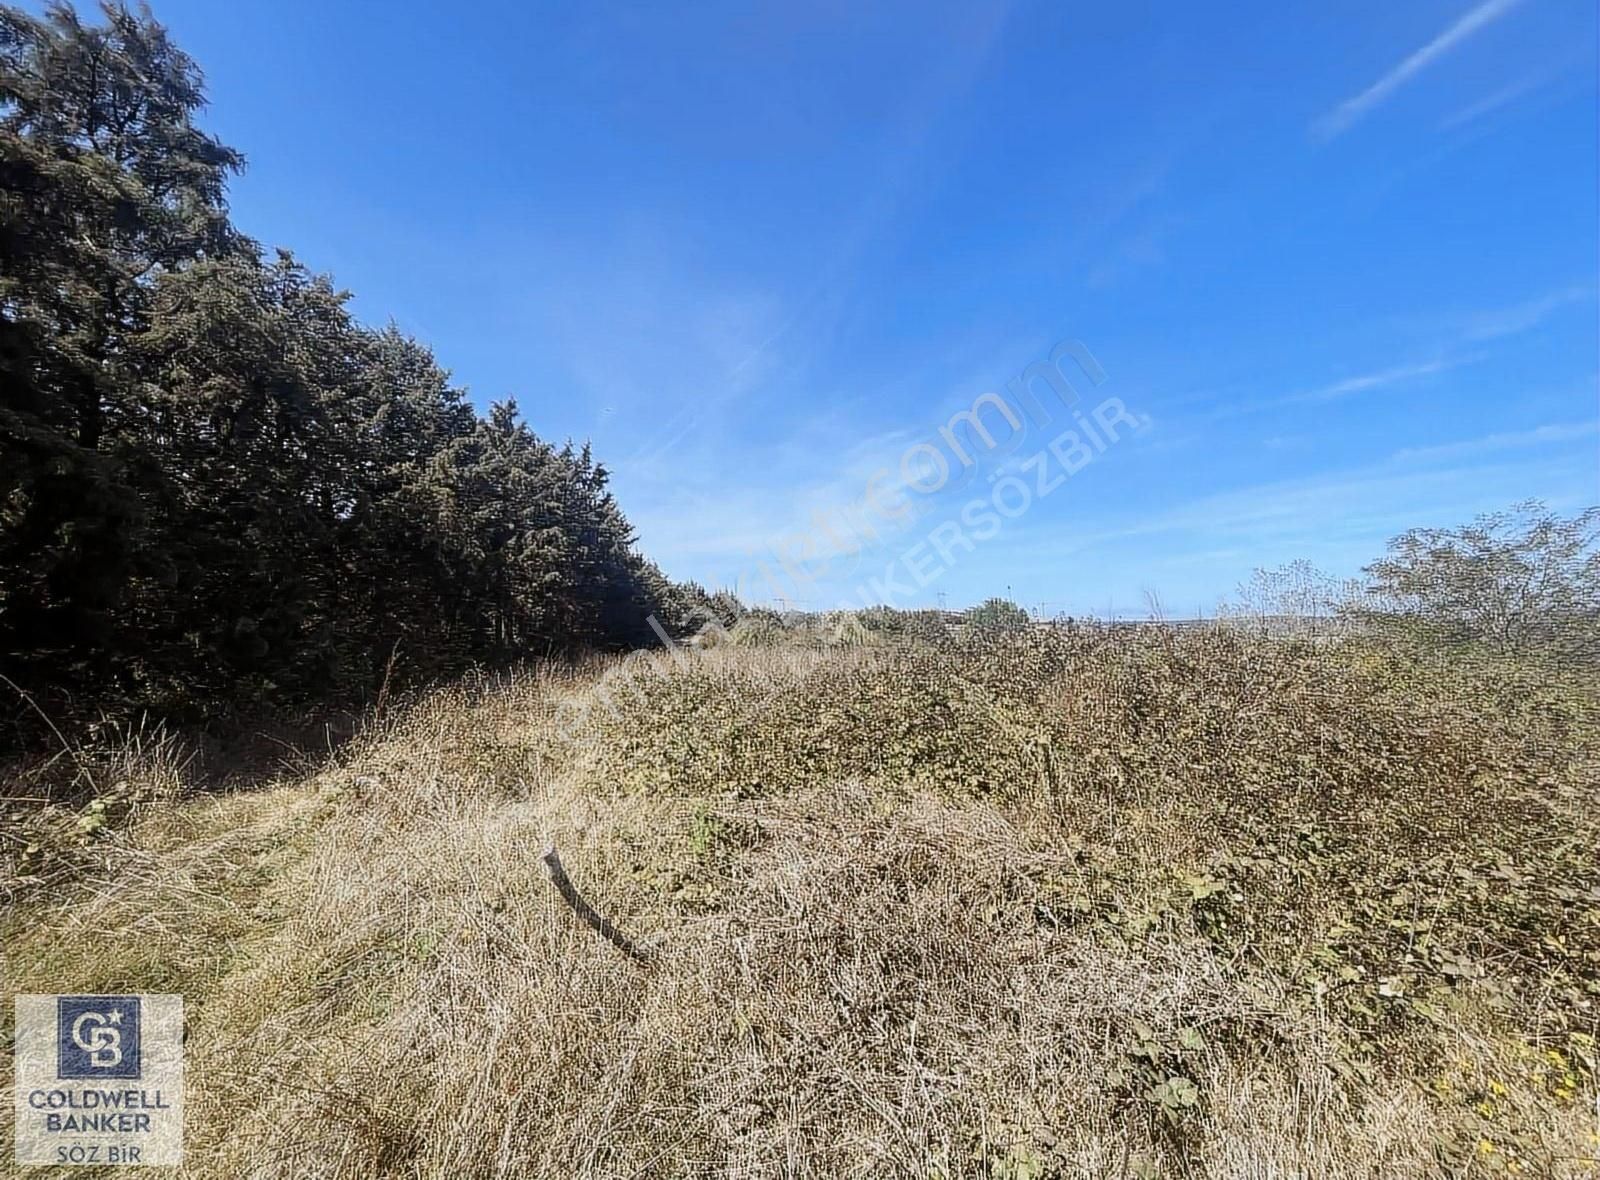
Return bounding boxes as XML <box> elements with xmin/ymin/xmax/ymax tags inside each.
<box><xmin>1</xmin><ymin>2</ymin><xmax>244</xmax><ymax>715</ymax></box>
<box><xmin>1</xmin><ymin>2</ymin><xmax>679</xmax><ymax>745</ymax></box>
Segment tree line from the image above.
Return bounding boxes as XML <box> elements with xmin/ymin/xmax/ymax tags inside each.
<box><xmin>1</xmin><ymin>2</ymin><xmax>702</xmax><ymax>745</ymax></box>
<box><xmin>1231</xmin><ymin>501</ymin><xmax>1599</xmax><ymax>660</ymax></box>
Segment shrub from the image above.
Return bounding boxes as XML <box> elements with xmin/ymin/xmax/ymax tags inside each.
<box><xmin>967</xmin><ymin>597</ymin><xmax>1031</xmax><ymax>633</ymax></box>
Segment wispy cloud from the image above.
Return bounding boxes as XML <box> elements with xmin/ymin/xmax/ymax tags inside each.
<box><xmin>1388</xmin><ymin>419</ymin><xmax>1600</xmax><ymax>464</ymax></box>
<box><xmin>1003</xmin><ymin>437</ymin><xmax>1594</xmax><ymax>584</ymax></box>
<box><xmin>1313</xmin><ymin>0</ymin><xmax>1526</xmax><ymax>140</ymax></box>
<box><xmin>617</xmin><ymin>3</ymin><xmax>1016</xmax><ymax>474</ymax></box>
<box><xmin>626</xmin><ymin>409</ymin><xmax>962</xmax><ymax>598</ymax></box>
<box><xmin>1459</xmin><ymin>284</ymin><xmax>1595</xmax><ymax>341</ymax></box>
<box><xmin>1438</xmin><ymin>49</ymin><xmax>1592</xmax><ymax>131</ymax></box>
<box><xmin>1439</xmin><ymin>73</ymin><xmax>1545</xmax><ymax>130</ymax></box>
<box><xmin>1203</xmin><ymin>355</ymin><xmax>1469</xmax><ymax>421</ymax></box>
<box><xmin>1202</xmin><ymin>283</ymin><xmax>1592</xmax><ymax>423</ymax></box>
<box><xmin>1086</xmin><ymin>217</ymin><xmax>1183</xmax><ymax>290</ymax></box>
<box><xmin>1283</xmin><ymin>357</ymin><xmax>1462</xmax><ymax>404</ymax></box>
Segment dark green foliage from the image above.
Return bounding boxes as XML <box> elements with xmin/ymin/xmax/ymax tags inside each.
<box><xmin>663</xmin><ymin>581</ymin><xmax>744</xmax><ymax>633</ymax></box>
<box><xmin>966</xmin><ymin>596</ymin><xmax>1031</xmax><ymax>633</ymax></box>
<box><xmin>0</xmin><ymin>3</ymin><xmax>672</xmax><ymax>742</ymax></box>
<box><xmin>855</xmin><ymin>604</ymin><xmax>952</xmax><ymax>643</ymax></box>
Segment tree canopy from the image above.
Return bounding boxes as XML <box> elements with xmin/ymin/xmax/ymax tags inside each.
<box><xmin>1</xmin><ymin>2</ymin><xmax>691</xmax><ymax>742</ymax></box>
<box><xmin>966</xmin><ymin>597</ymin><xmax>1031</xmax><ymax>633</ymax></box>
<box><xmin>1361</xmin><ymin>500</ymin><xmax>1599</xmax><ymax>661</ymax></box>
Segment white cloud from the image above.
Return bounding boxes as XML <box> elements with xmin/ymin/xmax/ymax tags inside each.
<box><xmin>1284</xmin><ymin>357</ymin><xmax>1460</xmax><ymax>404</ymax></box>
<box><xmin>1459</xmin><ymin>284</ymin><xmax>1595</xmax><ymax>341</ymax></box>
<box><xmin>1388</xmin><ymin>419</ymin><xmax>1600</xmax><ymax>464</ymax></box>
<box><xmin>1313</xmin><ymin>0</ymin><xmax>1526</xmax><ymax>140</ymax></box>
<box><xmin>625</xmin><ymin>414</ymin><xmax>949</xmax><ymax>598</ymax></box>
<box><xmin>1202</xmin><ymin>283</ymin><xmax>1591</xmax><ymax>423</ymax></box>
<box><xmin>1023</xmin><ymin>447</ymin><xmax>1592</xmax><ymax>570</ymax></box>
<box><xmin>1439</xmin><ymin>74</ymin><xmax>1544</xmax><ymax>130</ymax></box>
<box><xmin>1201</xmin><ymin>355</ymin><xmax>1469</xmax><ymax>421</ymax></box>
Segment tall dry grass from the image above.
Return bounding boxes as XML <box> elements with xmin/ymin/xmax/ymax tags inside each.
<box><xmin>3</xmin><ymin>630</ymin><xmax>1596</xmax><ymax>1177</ymax></box>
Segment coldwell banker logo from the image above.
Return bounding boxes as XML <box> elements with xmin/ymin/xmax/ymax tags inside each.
<box><xmin>14</xmin><ymin>994</ymin><xmax>183</xmax><ymax>1166</ymax></box>
<box><xmin>58</xmin><ymin>996</ymin><xmax>142</xmax><ymax>1079</ymax></box>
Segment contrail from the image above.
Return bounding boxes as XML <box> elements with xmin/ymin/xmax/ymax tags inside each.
<box><xmin>1313</xmin><ymin>0</ymin><xmax>1526</xmax><ymax>140</ymax></box>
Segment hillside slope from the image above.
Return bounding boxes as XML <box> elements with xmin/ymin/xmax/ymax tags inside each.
<box><xmin>4</xmin><ymin>630</ymin><xmax>1598</xmax><ymax>1178</ymax></box>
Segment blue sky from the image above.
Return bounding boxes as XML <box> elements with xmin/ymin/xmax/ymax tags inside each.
<box><xmin>71</xmin><ymin>0</ymin><xmax>1600</xmax><ymax>614</ymax></box>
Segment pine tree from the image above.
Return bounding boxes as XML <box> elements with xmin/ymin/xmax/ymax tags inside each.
<box><xmin>1</xmin><ymin>2</ymin><xmax>677</xmax><ymax>744</ymax></box>
<box><xmin>1</xmin><ymin>2</ymin><xmax>244</xmax><ymax>717</ymax></box>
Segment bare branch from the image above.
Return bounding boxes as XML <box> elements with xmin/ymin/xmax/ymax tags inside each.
<box><xmin>539</xmin><ymin>843</ymin><xmax>653</xmax><ymax>965</ymax></box>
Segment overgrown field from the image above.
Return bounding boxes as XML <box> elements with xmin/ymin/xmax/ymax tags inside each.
<box><xmin>4</xmin><ymin>627</ymin><xmax>1598</xmax><ymax>1178</ymax></box>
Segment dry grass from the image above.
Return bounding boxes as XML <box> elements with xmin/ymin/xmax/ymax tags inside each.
<box><xmin>3</xmin><ymin>630</ymin><xmax>1597</xmax><ymax>1177</ymax></box>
